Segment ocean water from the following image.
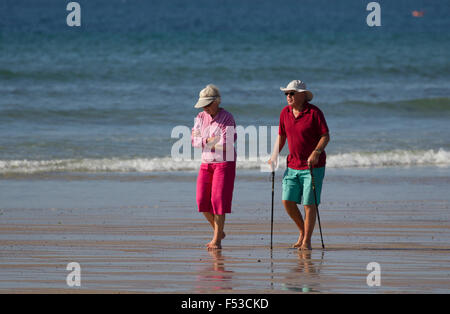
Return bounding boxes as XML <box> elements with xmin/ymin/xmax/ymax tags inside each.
<box><xmin>1</xmin><ymin>0</ymin><xmax>449</xmax><ymax>174</ymax></box>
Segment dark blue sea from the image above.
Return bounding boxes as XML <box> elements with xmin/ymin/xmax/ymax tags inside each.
<box><xmin>1</xmin><ymin>1</ymin><xmax>450</xmax><ymax>295</ymax></box>
<box><xmin>1</xmin><ymin>0</ymin><xmax>449</xmax><ymax>173</ymax></box>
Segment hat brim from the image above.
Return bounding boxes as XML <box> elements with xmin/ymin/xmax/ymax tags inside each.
<box><xmin>280</xmin><ymin>88</ymin><xmax>313</xmax><ymax>101</ymax></box>
<box><xmin>194</xmin><ymin>97</ymin><xmax>216</xmax><ymax>108</ymax></box>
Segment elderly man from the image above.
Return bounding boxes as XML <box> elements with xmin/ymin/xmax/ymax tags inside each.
<box><xmin>269</xmin><ymin>80</ymin><xmax>330</xmax><ymax>250</ymax></box>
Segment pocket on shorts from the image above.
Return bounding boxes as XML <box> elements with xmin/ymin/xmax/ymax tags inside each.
<box><xmin>282</xmin><ymin>168</ymin><xmax>299</xmax><ymax>187</ymax></box>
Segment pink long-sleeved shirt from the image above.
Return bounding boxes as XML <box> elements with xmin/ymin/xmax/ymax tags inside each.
<box><xmin>191</xmin><ymin>108</ymin><xmax>237</xmax><ymax>163</ymax></box>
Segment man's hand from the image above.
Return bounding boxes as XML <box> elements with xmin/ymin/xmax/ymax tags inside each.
<box><xmin>308</xmin><ymin>134</ymin><xmax>329</xmax><ymax>167</ymax></box>
<box><xmin>267</xmin><ymin>157</ymin><xmax>278</xmax><ymax>172</ymax></box>
<box><xmin>307</xmin><ymin>150</ymin><xmax>321</xmax><ymax>167</ymax></box>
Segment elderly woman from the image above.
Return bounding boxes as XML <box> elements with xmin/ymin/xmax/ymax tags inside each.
<box><xmin>191</xmin><ymin>84</ymin><xmax>237</xmax><ymax>250</ymax></box>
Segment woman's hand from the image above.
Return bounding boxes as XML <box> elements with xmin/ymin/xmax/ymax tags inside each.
<box><xmin>207</xmin><ymin>136</ymin><xmax>220</xmax><ymax>146</ymax></box>
<box><xmin>193</xmin><ymin>129</ymin><xmax>201</xmax><ymax>137</ymax></box>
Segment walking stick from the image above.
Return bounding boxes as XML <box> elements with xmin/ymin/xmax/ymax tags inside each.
<box><xmin>309</xmin><ymin>165</ymin><xmax>325</xmax><ymax>249</ymax></box>
<box><xmin>270</xmin><ymin>170</ymin><xmax>275</xmax><ymax>250</ymax></box>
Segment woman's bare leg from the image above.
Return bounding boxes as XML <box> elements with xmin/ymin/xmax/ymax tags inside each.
<box><xmin>208</xmin><ymin>214</ymin><xmax>225</xmax><ymax>250</ymax></box>
<box><xmin>203</xmin><ymin>212</ymin><xmax>225</xmax><ymax>248</ymax></box>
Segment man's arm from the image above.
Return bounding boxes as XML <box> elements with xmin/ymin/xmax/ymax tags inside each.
<box><xmin>268</xmin><ymin>134</ymin><xmax>287</xmax><ymax>169</ymax></box>
<box><xmin>307</xmin><ymin>133</ymin><xmax>330</xmax><ymax>167</ymax></box>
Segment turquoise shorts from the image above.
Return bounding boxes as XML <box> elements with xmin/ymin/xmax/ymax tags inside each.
<box><xmin>282</xmin><ymin>167</ymin><xmax>325</xmax><ymax>205</ymax></box>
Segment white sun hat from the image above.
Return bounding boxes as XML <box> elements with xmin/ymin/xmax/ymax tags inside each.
<box><xmin>194</xmin><ymin>84</ymin><xmax>221</xmax><ymax>108</ymax></box>
<box><xmin>280</xmin><ymin>80</ymin><xmax>313</xmax><ymax>101</ymax></box>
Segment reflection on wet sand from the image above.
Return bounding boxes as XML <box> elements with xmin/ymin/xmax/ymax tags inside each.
<box><xmin>196</xmin><ymin>250</ymin><xmax>234</xmax><ymax>292</ymax></box>
<box><xmin>282</xmin><ymin>250</ymin><xmax>324</xmax><ymax>293</ymax></box>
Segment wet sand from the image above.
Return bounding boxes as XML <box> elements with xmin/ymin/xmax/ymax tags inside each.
<box><xmin>1</xmin><ymin>167</ymin><xmax>449</xmax><ymax>293</ymax></box>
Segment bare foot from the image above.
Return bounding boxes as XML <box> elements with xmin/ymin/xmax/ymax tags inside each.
<box><xmin>292</xmin><ymin>234</ymin><xmax>304</xmax><ymax>248</ymax></box>
<box><xmin>207</xmin><ymin>242</ymin><xmax>222</xmax><ymax>250</ymax></box>
<box><xmin>206</xmin><ymin>232</ymin><xmax>226</xmax><ymax>248</ymax></box>
<box><xmin>300</xmin><ymin>242</ymin><xmax>312</xmax><ymax>251</ymax></box>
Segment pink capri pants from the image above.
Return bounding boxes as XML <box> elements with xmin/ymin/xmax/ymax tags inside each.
<box><xmin>196</xmin><ymin>161</ymin><xmax>236</xmax><ymax>215</ymax></box>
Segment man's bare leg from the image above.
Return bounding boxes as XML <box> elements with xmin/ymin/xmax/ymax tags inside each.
<box><xmin>203</xmin><ymin>212</ymin><xmax>225</xmax><ymax>248</ymax></box>
<box><xmin>282</xmin><ymin>200</ymin><xmax>305</xmax><ymax>248</ymax></box>
<box><xmin>301</xmin><ymin>205</ymin><xmax>317</xmax><ymax>250</ymax></box>
<box><xmin>208</xmin><ymin>214</ymin><xmax>225</xmax><ymax>250</ymax></box>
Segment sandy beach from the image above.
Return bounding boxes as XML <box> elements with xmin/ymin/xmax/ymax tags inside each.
<box><xmin>1</xmin><ymin>167</ymin><xmax>449</xmax><ymax>293</ymax></box>
<box><xmin>1</xmin><ymin>0</ymin><xmax>449</xmax><ymax>297</ymax></box>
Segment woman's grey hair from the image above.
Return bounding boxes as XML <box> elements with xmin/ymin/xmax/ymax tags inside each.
<box><xmin>199</xmin><ymin>84</ymin><xmax>221</xmax><ymax>105</ymax></box>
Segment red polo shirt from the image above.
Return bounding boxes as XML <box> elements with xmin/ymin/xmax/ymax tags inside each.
<box><xmin>278</xmin><ymin>103</ymin><xmax>329</xmax><ymax>170</ymax></box>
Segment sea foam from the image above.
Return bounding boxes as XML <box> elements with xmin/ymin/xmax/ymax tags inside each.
<box><xmin>0</xmin><ymin>149</ymin><xmax>449</xmax><ymax>174</ymax></box>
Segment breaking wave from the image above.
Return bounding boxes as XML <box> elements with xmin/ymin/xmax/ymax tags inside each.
<box><xmin>0</xmin><ymin>149</ymin><xmax>449</xmax><ymax>174</ymax></box>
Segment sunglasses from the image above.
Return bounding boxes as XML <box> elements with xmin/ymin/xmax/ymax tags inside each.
<box><xmin>284</xmin><ymin>92</ymin><xmax>296</xmax><ymax>96</ymax></box>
